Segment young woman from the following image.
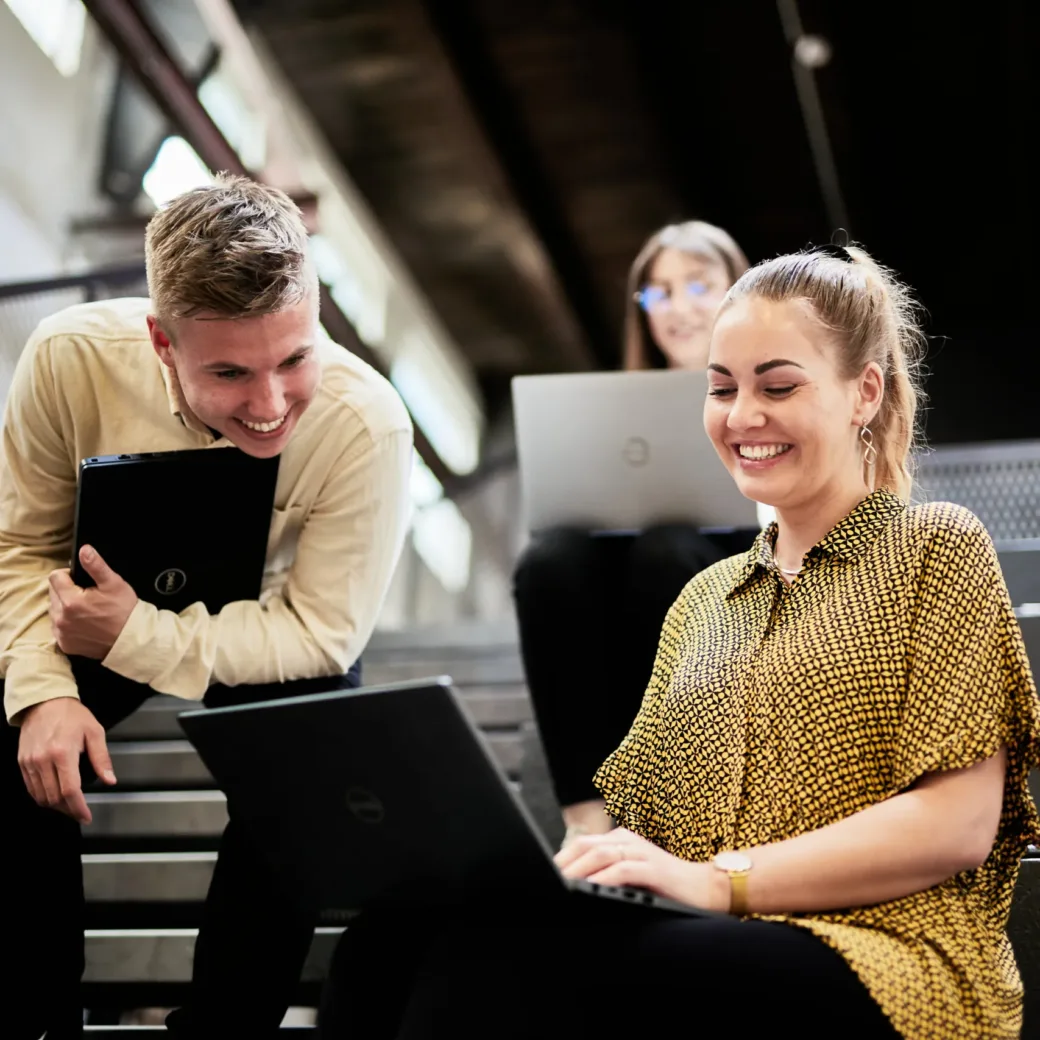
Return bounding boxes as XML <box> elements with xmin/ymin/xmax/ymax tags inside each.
<box><xmin>321</xmin><ymin>245</ymin><xmax>1039</xmax><ymax>1039</ymax></box>
<box><xmin>514</xmin><ymin>220</ymin><xmax>752</xmax><ymax>846</ymax></box>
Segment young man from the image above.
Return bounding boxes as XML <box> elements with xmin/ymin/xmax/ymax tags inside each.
<box><xmin>0</xmin><ymin>174</ymin><xmax>413</xmax><ymax>1038</ymax></box>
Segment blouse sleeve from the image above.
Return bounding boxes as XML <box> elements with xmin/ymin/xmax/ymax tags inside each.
<box><xmin>594</xmin><ymin>594</ymin><xmax>687</xmax><ymax>832</ymax></box>
<box><xmin>890</xmin><ymin>506</ymin><xmax>1040</xmax><ymax>849</ymax></box>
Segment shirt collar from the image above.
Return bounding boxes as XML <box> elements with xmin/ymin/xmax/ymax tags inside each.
<box><xmin>727</xmin><ymin>489</ymin><xmax>906</xmax><ymax>597</ymax></box>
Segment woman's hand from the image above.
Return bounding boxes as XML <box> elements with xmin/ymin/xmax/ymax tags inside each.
<box><xmin>554</xmin><ymin>827</ymin><xmax>731</xmax><ymax>913</ymax></box>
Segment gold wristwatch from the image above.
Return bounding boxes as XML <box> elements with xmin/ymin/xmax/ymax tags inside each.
<box><xmin>712</xmin><ymin>851</ymin><xmax>753</xmax><ymax>916</ymax></box>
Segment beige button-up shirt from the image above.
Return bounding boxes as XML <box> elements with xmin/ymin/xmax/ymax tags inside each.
<box><xmin>0</xmin><ymin>298</ymin><xmax>413</xmax><ymax>722</ymax></box>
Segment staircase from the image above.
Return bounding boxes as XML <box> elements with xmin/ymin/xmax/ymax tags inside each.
<box><xmin>80</xmin><ymin>620</ymin><xmax>558</xmax><ymax>1031</ymax></box>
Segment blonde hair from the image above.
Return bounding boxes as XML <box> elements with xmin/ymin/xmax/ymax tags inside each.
<box><xmin>722</xmin><ymin>245</ymin><xmax>926</xmax><ymax>500</ymax></box>
<box><xmin>623</xmin><ymin>220</ymin><xmax>749</xmax><ymax>370</ymax></box>
<box><xmin>145</xmin><ymin>172</ymin><xmax>316</xmax><ymax>329</ymax></box>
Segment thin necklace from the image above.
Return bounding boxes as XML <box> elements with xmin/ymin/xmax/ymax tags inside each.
<box><xmin>777</xmin><ymin>566</ymin><xmax>802</xmax><ymax>576</ymax></box>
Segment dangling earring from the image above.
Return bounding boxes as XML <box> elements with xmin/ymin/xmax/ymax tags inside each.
<box><xmin>860</xmin><ymin>421</ymin><xmax>877</xmax><ymax>485</ymax></box>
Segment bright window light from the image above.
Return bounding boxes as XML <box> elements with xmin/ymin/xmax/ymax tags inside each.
<box><xmin>4</xmin><ymin>0</ymin><xmax>86</xmax><ymax>77</ymax></box>
<box><xmin>310</xmin><ymin>234</ymin><xmax>386</xmax><ymax>348</ymax></box>
<box><xmin>411</xmin><ymin>498</ymin><xmax>472</xmax><ymax>594</ymax></box>
<box><xmin>391</xmin><ymin>344</ymin><xmax>480</xmax><ymax>476</ymax></box>
<box><xmin>410</xmin><ymin>451</ymin><xmax>445</xmax><ymax>509</ymax></box>
<box><xmin>142</xmin><ymin>137</ymin><xmax>214</xmax><ymax>208</ymax></box>
<box><xmin>408</xmin><ymin>452</ymin><xmax>473</xmax><ymax>594</ymax></box>
<box><xmin>198</xmin><ymin>68</ymin><xmax>266</xmax><ymax>171</ymax></box>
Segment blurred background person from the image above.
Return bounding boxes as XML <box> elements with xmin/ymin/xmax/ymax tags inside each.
<box><xmin>513</xmin><ymin>220</ymin><xmax>752</xmax><ymax>847</ymax></box>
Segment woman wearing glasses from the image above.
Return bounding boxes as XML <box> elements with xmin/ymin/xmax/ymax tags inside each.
<box><xmin>513</xmin><ymin>221</ymin><xmax>752</xmax><ymax>847</ymax></box>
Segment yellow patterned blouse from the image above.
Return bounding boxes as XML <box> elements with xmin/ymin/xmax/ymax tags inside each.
<box><xmin>595</xmin><ymin>490</ymin><xmax>1040</xmax><ymax>1040</ymax></box>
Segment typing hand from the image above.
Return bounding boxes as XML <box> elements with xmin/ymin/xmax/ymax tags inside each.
<box><xmin>554</xmin><ymin>827</ymin><xmax>730</xmax><ymax>913</ymax></box>
<box><xmin>49</xmin><ymin>545</ymin><xmax>138</xmax><ymax>659</ymax></box>
<box><xmin>17</xmin><ymin>697</ymin><xmax>117</xmax><ymax>824</ymax></box>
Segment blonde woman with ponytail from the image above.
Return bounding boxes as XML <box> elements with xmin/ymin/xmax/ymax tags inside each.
<box><xmin>322</xmin><ymin>246</ymin><xmax>1039</xmax><ymax>1040</ymax></box>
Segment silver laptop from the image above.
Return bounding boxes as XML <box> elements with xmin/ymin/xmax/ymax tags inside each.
<box><xmin>511</xmin><ymin>369</ymin><xmax>759</xmax><ymax>533</ymax></box>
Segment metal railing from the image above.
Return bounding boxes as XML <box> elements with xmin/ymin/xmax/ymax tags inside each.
<box><xmin>0</xmin><ymin>265</ymin><xmax>149</xmax><ymax>403</ymax></box>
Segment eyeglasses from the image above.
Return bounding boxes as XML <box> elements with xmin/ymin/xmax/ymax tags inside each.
<box><xmin>634</xmin><ymin>280</ymin><xmax>716</xmax><ymax>314</ymax></box>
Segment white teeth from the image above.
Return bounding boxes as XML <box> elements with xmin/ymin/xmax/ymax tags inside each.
<box><xmin>240</xmin><ymin>415</ymin><xmax>287</xmax><ymax>433</ymax></box>
<box><xmin>738</xmin><ymin>444</ymin><xmax>792</xmax><ymax>460</ymax></box>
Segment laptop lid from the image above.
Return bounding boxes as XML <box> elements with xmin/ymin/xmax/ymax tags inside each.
<box><xmin>178</xmin><ymin>678</ymin><xmax>566</xmax><ymax>915</ymax></box>
<box><xmin>70</xmin><ymin>448</ymin><xmax>279</xmax><ymax>615</ymax></box>
<box><xmin>511</xmin><ymin>369</ymin><xmax>759</xmax><ymax>534</ymax></box>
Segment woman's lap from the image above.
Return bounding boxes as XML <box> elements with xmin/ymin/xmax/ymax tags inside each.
<box><xmin>321</xmin><ymin>900</ymin><xmax>898</xmax><ymax>1039</ymax></box>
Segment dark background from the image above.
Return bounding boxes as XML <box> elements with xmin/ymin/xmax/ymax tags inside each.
<box><xmin>223</xmin><ymin>0</ymin><xmax>1036</xmax><ymax>445</ymax></box>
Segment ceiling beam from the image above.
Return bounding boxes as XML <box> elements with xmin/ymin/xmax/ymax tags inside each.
<box><xmin>80</xmin><ymin>0</ymin><xmax>456</xmax><ymax>488</ymax></box>
<box><xmin>401</xmin><ymin>0</ymin><xmax>609</xmax><ymax>371</ymax></box>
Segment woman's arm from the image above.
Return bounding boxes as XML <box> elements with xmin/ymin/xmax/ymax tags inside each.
<box><xmin>558</xmin><ymin>748</ymin><xmax>1007</xmax><ymax>914</ymax></box>
<box><xmin>738</xmin><ymin>747</ymin><xmax>1006</xmax><ymax>914</ymax></box>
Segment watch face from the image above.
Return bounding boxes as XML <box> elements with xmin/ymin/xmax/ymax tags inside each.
<box><xmin>715</xmin><ymin>851</ymin><xmax>753</xmax><ymax>872</ymax></box>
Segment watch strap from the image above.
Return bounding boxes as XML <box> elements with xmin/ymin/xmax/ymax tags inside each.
<box><xmin>728</xmin><ymin>870</ymin><xmax>749</xmax><ymax>916</ymax></box>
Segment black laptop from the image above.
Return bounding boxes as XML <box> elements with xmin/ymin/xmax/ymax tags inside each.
<box><xmin>178</xmin><ymin>678</ymin><xmax>716</xmax><ymax>920</ymax></box>
<box><xmin>71</xmin><ymin>447</ymin><xmax>279</xmax><ymax>614</ymax></box>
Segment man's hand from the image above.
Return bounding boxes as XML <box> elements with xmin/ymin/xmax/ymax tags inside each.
<box><xmin>49</xmin><ymin>545</ymin><xmax>138</xmax><ymax>659</ymax></box>
<box><xmin>554</xmin><ymin>828</ymin><xmax>731</xmax><ymax>913</ymax></box>
<box><xmin>17</xmin><ymin>697</ymin><xmax>117</xmax><ymax>824</ymax></box>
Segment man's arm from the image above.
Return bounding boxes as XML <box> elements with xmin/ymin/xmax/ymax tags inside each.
<box><xmin>102</xmin><ymin>427</ymin><xmax>413</xmax><ymax>698</ymax></box>
<box><xmin>0</xmin><ymin>333</ymin><xmax>81</xmax><ymax>723</ymax></box>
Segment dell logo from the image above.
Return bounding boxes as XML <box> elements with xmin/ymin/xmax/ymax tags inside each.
<box><xmin>345</xmin><ymin>785</ymin><xmax>385</xmax><ymax>824</ymax></box>
<box><xmin>154</xmin><ymin>568</ymin><xmax>187</xmax><ymax>596</ymax></box>
<box><xmin>622</xmin><ymin>436</ymin><xmax>650</xmax><ymax>467</ymax></box>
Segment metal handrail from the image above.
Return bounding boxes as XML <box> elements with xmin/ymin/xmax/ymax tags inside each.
<box><xmin>0</xmin><ymin>265</ymin><xmax>147</xmax><ymax>301</ymax></box>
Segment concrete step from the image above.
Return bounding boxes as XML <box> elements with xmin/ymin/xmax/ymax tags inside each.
<box><xmin>1017</xmin><ymin>614</ymin><xmax>1040</xmax><ymax>671</ymax></box>
<box><xmin>365</xmin><ymin>655</ymin><xmax>524</xmax><ymax>686</ymax></box>
<box><xmin>365</xmin><ymin>619</ymin><xmax>519</xmax><ymax>655</ymax></box>
<box><xmin>108</xmin><ymin>741</ymin><xmax>211</xmax><ymax>786</ymax></box>
<box><xmin>84</xmin><ymin>852</ymin><xmax>217</xmax><ymax>902</ymax></box>
<box><xmin>84</xmin><ymin>927</ymin><xmax>342</xmax><ymax>983</ymax></box>
<box><xmin>109</xmin><ymin>685</ymin><xmax>532</xmax><ymax>741</ymax></box>
<box><xmin>86</xmin><ymin>790</ymin><xmax>229</xmax><ymax>839</ymax></box>
<box><xmin>999</xmin><ymin>544</ymin><xmax>1040</xmax><ymax>607</ymax></box>
<box><xmin>103</xmin><ymin>731</ymin><xmax>524</xmax><ymax>789</ymax></box>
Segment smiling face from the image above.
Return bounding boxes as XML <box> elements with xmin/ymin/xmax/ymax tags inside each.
<box><xmin>148</xmin><ymin>294</ymin><xmax>321</xmax><ymax>458</ymax></box>
<box><xmin>704</xmin><ymin>296</ymin><xmax>883</xmax><ymax>515</ymax></box>
<box><xmin>642</xmin><ymin>248</ymin><xmax>732</xmax><ymax>370</ymax></box>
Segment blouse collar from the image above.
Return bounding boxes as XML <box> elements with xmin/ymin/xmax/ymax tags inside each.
<box><xmin>728</xmin><ymin>488</ymin><xmax>907</xmax><ymax>597</ymax></box>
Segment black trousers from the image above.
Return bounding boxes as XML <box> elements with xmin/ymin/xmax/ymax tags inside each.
<box><xmin>2</xmin><ymin>657</ymin><xmax>362</xmax><ymax>1040</ymax></box>
<box><xmin>513</xmin><ymin>525</ymin><xmax>756</xmax><ymax>807</ymax></box>
<box><xmin>318</xmin><ymin>897</ymin><xmax>900</xmax><ymax>1039</ymax></box>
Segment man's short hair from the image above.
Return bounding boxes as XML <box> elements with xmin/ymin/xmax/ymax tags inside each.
<box><xmin>145</xmin><ymin>172</ymin><xmax>316</xmax><ymax>328</ymax></box>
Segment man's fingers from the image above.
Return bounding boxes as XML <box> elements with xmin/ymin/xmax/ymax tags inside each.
<box><xmin>34</xmin><ymin>755</ymin><xmax>66</xmax><ymax>809</ymax></box>
<box><xmin>56</xmin><ymin>750</ymin><xmax>93</xmax><ymax>823</ymax></box>
<box><xmin>19</xmin><ymin>760</ymin><xmax>45</xmax><ymax>807</ymax></box>
<box><xmin>62</xmin><ymin>788</ymin><xmax>93</xmax><ymax>825</ymax></box>
<box><xmin>79</xmin><ymin>545</ymin><xmax>117</xmax><ymax>587</ymax></box>
<box><xmin>49</xmin><ymin>567</ymin><xmax>75</xmax><ymax>601</ymax></box>
<box><xmin>85</xmin><ymin>726</ymin><xmax>116</xmax><ymax>786</ymax></box>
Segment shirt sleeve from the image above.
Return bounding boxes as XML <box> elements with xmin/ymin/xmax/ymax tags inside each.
<box><xmin>889</xmin><ymin>507</ymin><xmax>1040</xmax><ymax>848</ymax></box>
<box><xmin>101</xmin><ymin>426</ymin><xmax>413</xmax><ymax>699</ymax></box>
<box><xmin>0</xmin><ymin>335</ymin><xmax>80</xmax><ymax>723</ymax></box>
